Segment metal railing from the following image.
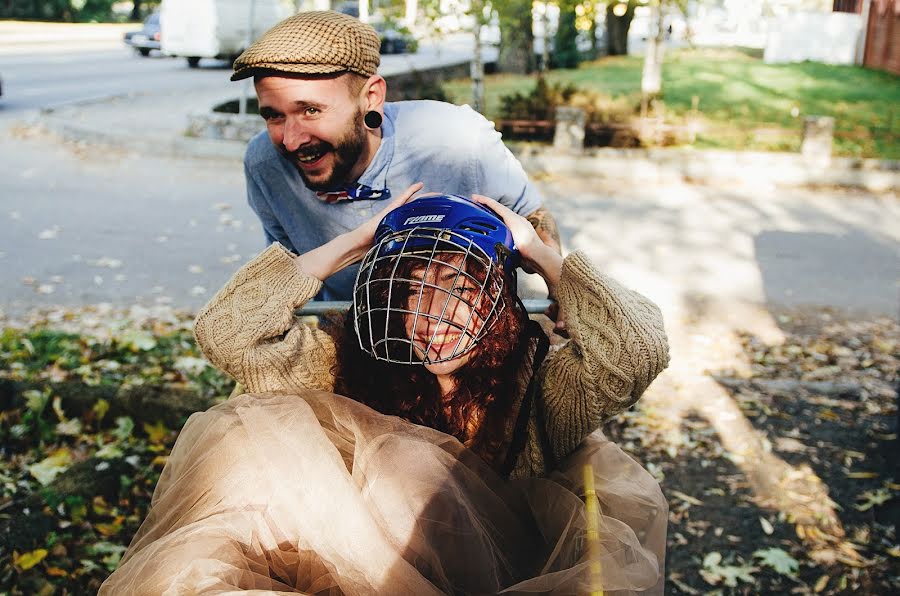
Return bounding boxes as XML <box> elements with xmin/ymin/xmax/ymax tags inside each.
<box><xmin>295</xmin><ymin>299</ymin><xmax>554</xmax><ymax>316</ymax></box>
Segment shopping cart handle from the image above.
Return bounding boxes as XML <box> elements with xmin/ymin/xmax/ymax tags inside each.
<box><xmin>295</xmin><ymin>299</ymin><xmax>554</xmax><ymax>316</ymax></box>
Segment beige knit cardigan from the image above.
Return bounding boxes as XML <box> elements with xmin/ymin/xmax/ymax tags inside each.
<box><xmin>193</xmin><ymin>244</ymin><xmax>669</xmax><ymax>479</ymax></box>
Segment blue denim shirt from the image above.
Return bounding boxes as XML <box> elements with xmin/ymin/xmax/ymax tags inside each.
<box><xmin>244</xmin><ymin>100</ymin><xmax>543</xmax><ymax>300</ymax></box>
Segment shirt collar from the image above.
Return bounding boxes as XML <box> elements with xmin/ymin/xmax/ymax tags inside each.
<box><xmin>356</xmin><ymin>104</ymin><xmax>395</xmax><ymax>191</ymax></box>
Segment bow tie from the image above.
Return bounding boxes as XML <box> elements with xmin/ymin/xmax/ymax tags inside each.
<box><xmin>316</xmin><ymin>183</ymin><xmax>391</xmax><ymax>204</ymax></box>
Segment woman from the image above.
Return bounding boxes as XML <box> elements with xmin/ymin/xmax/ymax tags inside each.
<box><xmin>101</xmin><ymin>186</ymin><xmax>670</xmax><ymax>595</ymax></box>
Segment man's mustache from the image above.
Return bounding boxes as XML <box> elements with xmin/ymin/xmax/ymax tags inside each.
<box><xmin>282</xmin><ymin>141</ymin><xmax>334</xmax><ymax>159</ymax></box>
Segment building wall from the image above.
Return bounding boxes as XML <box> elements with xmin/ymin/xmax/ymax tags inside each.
<box><xmin>863</xmin><ymin>0</ymin><xmax>900</xmax><ymax>74</ymax></box>
<box><xmin>764</xmin><ymin>11</ymin><xmax>865</xmax><ymax>64</ymax></box>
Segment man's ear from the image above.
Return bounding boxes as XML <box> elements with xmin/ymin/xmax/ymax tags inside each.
<box><xmin>363</xmin><ymin>75</ymin><xmax>387</xmax><ymax>112</ymax></box>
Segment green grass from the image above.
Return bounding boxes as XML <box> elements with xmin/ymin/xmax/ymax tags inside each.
<box><xmin>442</xmin><ymin>48</ymin><xmax>900</xmax><ymax>159</ymax></box>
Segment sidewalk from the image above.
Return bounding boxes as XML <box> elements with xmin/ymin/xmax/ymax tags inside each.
<box><xmin>35</xmin><ymin>89</ymin><xmax>900</xmax><ymax>191</ymax></box>
<box><xmin>13</xmin><ymin>24</ymin><xmax>895</xmax><ymax>191</ymax></box>
<box><xmin>29</xmin><ymin>32</ymin><xmax>496</xmax><ymax>161</ymax></box>
<box><xmin>0</xmin><ymin>21</ymin><xmax>133</xmax><ymax>55</ymax></box>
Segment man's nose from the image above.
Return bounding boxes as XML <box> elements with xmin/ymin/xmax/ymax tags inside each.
<box><xmin>281</xmin><ymin>117</ymin><xmax>312</xmax><ymax>152</ymax></box>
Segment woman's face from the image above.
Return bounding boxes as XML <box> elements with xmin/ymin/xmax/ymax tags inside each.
<box><xmin>403</xmin><ymin>256</ymin><xmax>489</xmax><ymax>375</ymax></box>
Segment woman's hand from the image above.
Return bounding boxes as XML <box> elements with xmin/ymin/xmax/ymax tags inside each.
<box><xmin>471</xmin><ymin>194</ymin><xmax>564</xmax><ymax>291</ymax></box>
<box><xmin>294</xmin><ymin>183</ymin><xmax>423</xmax><ymax>281</ymax></box>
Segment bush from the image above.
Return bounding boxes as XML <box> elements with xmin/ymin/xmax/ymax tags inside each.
<box><xmin>499</xmin><ymin>76</ymin><xmax>578</xmax><ymax>121</ymax></box>
<box><xmin>498</xmin><ymin>76</ymin><xmax>650</xmax><ymax>147</ymax></box>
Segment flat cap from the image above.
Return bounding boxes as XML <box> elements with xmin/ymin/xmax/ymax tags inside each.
<box><xmin>231</xmin><ymin>10</ymin><xmax>381</xmax><ymax>82</ymax></box>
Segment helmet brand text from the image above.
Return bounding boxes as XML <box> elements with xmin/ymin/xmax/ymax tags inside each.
<box><xmin>404</xmin><ymin>214</ymin><xmax>446</xmax><ymax>225</ymax></box>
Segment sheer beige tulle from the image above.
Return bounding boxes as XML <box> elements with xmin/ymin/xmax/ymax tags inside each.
<box><xmin>100</xmin><ymin>392</ymin><xmax>667</xmax><ymax>595</ymax></box>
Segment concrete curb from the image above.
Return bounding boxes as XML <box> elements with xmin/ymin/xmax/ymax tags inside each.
<box><xmin>513</xmin><ymin>146</ymin><xmax>899</xmax><ymax>192</ymax></box>
<box><xmin>35</xmin><ymin>96</ymin><xmax>899</xmax><ymax>192</ymax></box>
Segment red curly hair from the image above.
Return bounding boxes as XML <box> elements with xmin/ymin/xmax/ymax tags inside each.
<box><xmin>322</xmin><ymin>254</ymin><xmax>530</xmax><ymax>471</ymax></box>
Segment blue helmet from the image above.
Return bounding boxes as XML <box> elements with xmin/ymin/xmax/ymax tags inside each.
<box><xmin>373</xmin><ymin>194</ymin><xmax>518</xmax><ymax>271</ymax></box>
<box><xmin>353</xmin><ymin>195</ymin><xmax>518</xmax><ymax>365</ymax></box>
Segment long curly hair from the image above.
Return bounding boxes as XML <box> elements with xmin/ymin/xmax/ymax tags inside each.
<box><xmin>322</xmin><ymin>253</ymin><xmax>530</xmax><ymax>469</ymax></box>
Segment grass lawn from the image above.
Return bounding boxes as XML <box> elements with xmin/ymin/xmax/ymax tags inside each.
<box><xmin>441</xmin><ymin>48</ymin><xmax>900</xmax><ymax>159</ymax></box>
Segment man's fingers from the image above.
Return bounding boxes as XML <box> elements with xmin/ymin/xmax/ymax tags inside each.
<box><xmin>396</xmin><ymin>182</ymin><xmax>424</xmax><ymax>204</ymax></box>
<box><xmin>378</xmin><ymin>182</ymin><xmax>423</xmax><ymax>218</ymax></box>
<box><xmin>471</xmin><ymin>193</ymin><xmax>509</xmax><ymax>215</ymax></box>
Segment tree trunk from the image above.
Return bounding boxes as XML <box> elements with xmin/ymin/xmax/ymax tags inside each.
<box><xmin>472</xmin><ymin>14</ymin><xmax>485</xmax><ymax>113</ymax></box>
<box><xmin>641</xmin><ymin>2</ymin><xmax>665</xmax><ymax>108</ymax></box>
<box><xmin>606</xmin><ymin>2</ymin><xmax>636</xmax><ymax>56</ymax></box>
<box><xmin>130</xmin><ymin>0</ymin><xmax>142</xmax><ymax>21</ymax></box>
<box><xmin>497</xmin><ymin>0</ymin><xmax>534</xmax><ymax>74</ymax></box>
<box><xmin>0</xmin><ymin>379</ymin><xmax>218</xmax><ymax>428</ymax></box>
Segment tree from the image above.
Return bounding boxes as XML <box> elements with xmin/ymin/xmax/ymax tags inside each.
<box><xmin>606</xmin><ymin>1</ymin><xmax>638</xmax><ymax>56</ymax></box>
<box><xmin>495</xmin><ymin>0</ymin><xmax>535</xmax><ymax>74</ymax></box>
<box><xmin>554</xmin><ymin>0</ymin><xmax>580</xmax><ymax>68</ymax></box>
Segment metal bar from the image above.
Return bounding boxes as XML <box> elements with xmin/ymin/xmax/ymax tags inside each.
<box><xmin>295</xmin><ymin>299</ymin><xmax>554</xmax><ymax>316</ymax></box>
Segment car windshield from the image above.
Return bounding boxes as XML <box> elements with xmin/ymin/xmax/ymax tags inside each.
<box><xmin>146</xmin><ymin>13</ymin><xmax>159</xmax><ymax>26</ymax></box>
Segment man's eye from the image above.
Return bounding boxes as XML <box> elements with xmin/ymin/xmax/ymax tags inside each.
<box><xmin>453</xmin><ymin>285</ymin><xmax>476</xmax><ymax>296</ymax></box>
<box><xmin>304</xmin><ymin>107</ymin><xmax>320</xmax><ymax>116</ymax></box>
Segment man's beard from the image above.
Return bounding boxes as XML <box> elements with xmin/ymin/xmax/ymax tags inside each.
<box><xmin>282</xmin><ymin>109</ymin><xmax>367</xmax><ymax>192</ymax></box>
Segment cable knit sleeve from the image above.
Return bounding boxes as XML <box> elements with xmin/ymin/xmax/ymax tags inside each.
<box><xmin>539</xmin><ymin>251</ymin><xmax>669</xmax><ymax>462</ymax></box>
<box><xmin>193</xmin><ymin>243</ymin><xmax>338</xmax><ymax>394</ymax></box>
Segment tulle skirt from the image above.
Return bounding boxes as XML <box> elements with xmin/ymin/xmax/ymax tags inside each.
<box><xmin>100</xmin><ymin>391</ymin><xmax>667</xmax><ymax>595</ymax></box>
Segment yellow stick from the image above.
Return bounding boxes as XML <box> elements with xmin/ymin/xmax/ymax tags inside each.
<box><xmin>583</xmin><ymin>463</ymin><xmax>604</xmax><ymax>596</ymax></box>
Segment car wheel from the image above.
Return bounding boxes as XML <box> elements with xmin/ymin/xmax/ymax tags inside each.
<box><xmin>139</xmin><ymin>48</ymin><xmax>151</xmax><ymax>57</ymax></box>
<box><xmin>187</xmin><ymin>57</ymin><xmax>201</xmax><ymax>68</ymax></box>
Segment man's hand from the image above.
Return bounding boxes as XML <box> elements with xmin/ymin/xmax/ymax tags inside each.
<box><xmin>525</xmin><ymin>206</ymin><xmax>567</xmax><ymax>337</ymax></box>
<box><xmin>471</xmin><ymin>195</ymin><xmax>563</xmax><ymax>291</ymax></box>
<box><xmin>525</xmin><ymin>207</ymin><xmax>562</xmax><ymax>256</ymax></box>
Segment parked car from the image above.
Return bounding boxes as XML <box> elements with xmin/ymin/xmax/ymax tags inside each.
<box><xmin>334</xmin><ymin>3</ymin><xmax>416</xmax><ymax>54</ymax></box>
<box><xmin>124</xmin><ymin>11</ymin><xmax>161</xmax><ymax>56</ymax></box>
<box><xmin>373</xmin><ymin>21</ymin><xmax>417</xmax><ymax>54</ymax></box>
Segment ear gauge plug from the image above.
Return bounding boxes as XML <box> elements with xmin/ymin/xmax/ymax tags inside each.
<box><xmin>364</xmin><ymin>110</ymin><xmax>383</xmax><ymax>129</ymax></box>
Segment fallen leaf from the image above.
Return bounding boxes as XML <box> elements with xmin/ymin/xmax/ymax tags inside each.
<box><xmin>754</xmin><ymin>547</ymin><xmax>799</xmax><ymax>576</ymax></box>
<box><xmin>14</xmin><ymin>548</ymin><xmax>48</xmax><ymax>570</ymax></box>
<box><xmin>28</xmin><ymin>449</ymin><xmax>72</xmax><ymax>486</ymax></box>
<box><xmin>144</xmin><ymin>420</ymin><xmax>170</xmax><ymax>444</ymax></box>
<box><xmin>760</xmin><ymin>517</ymin><xmax>774</xmax><ymax>535</ymax></box>
<box><xmin>814</xmin><ymin>574</ymin><xmax>829</xmax><ymax>592</ymax></box>
<box><xmin>671</xmin><ymin>490</ymin><xmax>704</xmax><ymax>506</ymax></box>
<box><xmin>854</xmin><ymin>488</ymin><xmax>892</xmax><ymax>511</ymax></box>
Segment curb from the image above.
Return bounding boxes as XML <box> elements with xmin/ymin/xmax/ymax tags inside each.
<box><xmin>34</xmin><ymin>97</ymin><xmax>899</xmax><ymax>192</ymax></box>
<box><xmin>38</xmin><ymin>112</ymin><xmax>246</xmax><ymax>161</ymax></box>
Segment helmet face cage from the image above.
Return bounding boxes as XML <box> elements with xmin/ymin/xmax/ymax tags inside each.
<box><xmin>353</xmin><ymin>227</ymin><xmax>507</xmax><ymax>365</ymax></box>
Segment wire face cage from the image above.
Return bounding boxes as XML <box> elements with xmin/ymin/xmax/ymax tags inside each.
<box><xmin>353</xmin><ymin>226</ymin><xmax>508</xmax><ymax>365</ymax></box>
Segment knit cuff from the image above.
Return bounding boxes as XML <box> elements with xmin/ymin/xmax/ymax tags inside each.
<box><xmin>557</xmin><ymin>249</ymin><xmax>669</xmax><ymax>399</ymax></box>
<box><xmin>235</xmin><ymin>243</ymin><xmax>324</xmax><ymax>309</ymax></box>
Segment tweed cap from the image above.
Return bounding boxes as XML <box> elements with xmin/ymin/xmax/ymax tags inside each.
<box><xmin>231</xmin><ymin>11</ymin><xmax>381</xmax><ymax>82</ymax></box>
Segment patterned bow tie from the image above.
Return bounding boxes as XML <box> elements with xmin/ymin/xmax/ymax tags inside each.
<box><xmin>316</xmin><ymin>183</ymin><xmax>391</xmax><ymax>204</ymax></box>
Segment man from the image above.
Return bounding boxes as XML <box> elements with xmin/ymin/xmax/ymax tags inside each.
<box><xmin>233</xmin><ymin>10</ymin><xmax>561</xmax><ymax>300</ymax></box>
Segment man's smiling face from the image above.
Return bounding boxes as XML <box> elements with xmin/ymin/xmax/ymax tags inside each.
<box><xmin>256</xmin><ymin>74</ymin><xmax>369</xmax><ymax>191</ymax></box>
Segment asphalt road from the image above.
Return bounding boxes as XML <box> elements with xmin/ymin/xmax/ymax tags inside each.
<box><xmin>0</xmin><ymin>39</ymin><xmax>896</xmax><ymax>322</ymax></box>
<box><xmin>0</xmin><ymin>47</ymin><xmax>235</xmax><ymax>114</ymax></box>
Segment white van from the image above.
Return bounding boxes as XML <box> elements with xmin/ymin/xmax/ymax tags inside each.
<box><xmin>159</xmin><ymin>0</ymin><xmax>290</xmax><ymax>68</ymax></box>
